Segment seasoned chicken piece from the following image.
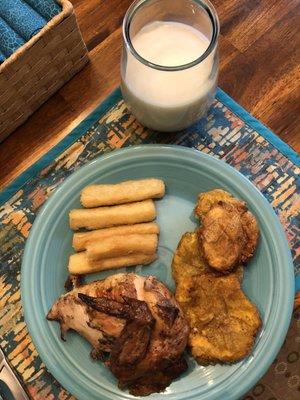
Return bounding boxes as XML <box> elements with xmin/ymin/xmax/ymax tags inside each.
<box><xmin>172</xmin><ymin>232</ymin><xmax>244</xmax><ymax>284</ymax></box>
<box><xmin>47</xmin><ymin>273</ymin><xmax>189</xmax><ymax>396</ymax></box>
<box><xmin>175</xmin><ymin>273</ymin><xmax>261</xmax><ymax>364</ymax></box>
<box><xmin>196</xmin><ymin>190</ymin><xmax>259</xmax><ymax>272</ymax></box>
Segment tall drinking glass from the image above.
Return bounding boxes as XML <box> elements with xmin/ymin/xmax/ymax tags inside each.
<box><xmin>121</xmin><ymin>0</ymin><xmax>219</xmax><ymax>132</ymax></box>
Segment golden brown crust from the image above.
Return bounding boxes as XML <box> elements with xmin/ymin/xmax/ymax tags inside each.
<box><xmin>199</xmin><ymin>202</ymin><xmax>246</xmax><ymax>271</ymax></box>
<box><xmin>195</xmin><ymin>189</ymin><xmax>246</xmax><ymax>218</ymax></box>
<box><xmin>196</xmin><ymin>190</ymin><xmax>259</xmax><ymax>272</ymax></box>
<box><xmin>172</xmin><ymin>189</ymin><xmax>261</xmax><ymax>366</ymax></box>
<box><xmin>172</xmin><ymin>231</ymin><xmax>244</xmax><ymax>283</ymax></box>
<box><xmin>241</xmin><ymin>211</ymin><xmax>260</xmax><ymax>263</ymax></box>
<box><xmin>172</xmin><ymin>232</ymin><xmax>209</xmax><ymax>284</ymax></box>
<box><xmin>175</xmin><ymin>273</ymin><xmax>261</xmax><ymax>364</ymax></box>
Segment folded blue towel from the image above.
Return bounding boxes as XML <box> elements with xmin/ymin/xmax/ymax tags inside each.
<box><xmin>0</xmin><ymin>0</ymin><xmax>47</xmax><ymax>41</ymax></box>
<box><xmin>25</xmin><ymin>0</ymin><xmax>61</xmax><ymax>21</ymax></box>
<box><xmin>0</xmin><ymin>49</ymin><xmax>5</xmax><ymax>64</ymax></box>
<box><xmin>0</xmin><ymin>16</ymin><xmax>25</xmax><ymax>57</ymax></box>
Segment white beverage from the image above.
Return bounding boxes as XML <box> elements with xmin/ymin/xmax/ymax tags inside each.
<box><xmin>121</xmin><ymin>21</ymin><xmax>218</xmax><ymax>132</ymax></box>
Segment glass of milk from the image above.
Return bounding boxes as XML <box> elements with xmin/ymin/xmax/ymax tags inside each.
<box><xmin>121</xmin><ymin>0</ymin><xmax>220</xmax><ymax>132</ymax></box>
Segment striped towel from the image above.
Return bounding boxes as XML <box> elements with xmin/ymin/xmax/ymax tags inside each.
<box><xmin>0</xmin><ymin>17</ymin><xmax>25</xmax><ymax>57</ymax></box>
<box><xmin>25</xmin><ymin>0</ymin><xmax>61</xmax><ymax>21</ymax></box>
<box><xmin>0</xmin><ymin>0</ymin><xmax>46</xmax><ymax>41</ymax></box>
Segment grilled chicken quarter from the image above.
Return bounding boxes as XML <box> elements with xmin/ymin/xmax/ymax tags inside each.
<box><xmin>47</xmin><ymin>273</ymin><xmax>189</xmax><ymax>396</ymax></box>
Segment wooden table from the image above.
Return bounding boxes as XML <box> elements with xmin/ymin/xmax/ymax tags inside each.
<box><xmin>0</xmin><ymin>0</ymin><xmax>299</xmax><ymax>190</ymax></box>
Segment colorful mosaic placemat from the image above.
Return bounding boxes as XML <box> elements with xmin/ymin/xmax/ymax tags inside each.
<box><xmin>0</xmin><ymin>88</ymin><xmax>299</xmax><ymax>400</ymax></box>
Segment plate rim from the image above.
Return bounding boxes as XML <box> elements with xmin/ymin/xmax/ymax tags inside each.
<box><xmin>21</xmin><ymin>144</ymin><xmax>295</xmax><ymax>400</ymax></box>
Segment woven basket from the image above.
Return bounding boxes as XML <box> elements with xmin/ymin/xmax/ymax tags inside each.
<box><xmin>0</xmin><ymin>0</ymin><xmax>89</xmax><ymax>142</ymax></box>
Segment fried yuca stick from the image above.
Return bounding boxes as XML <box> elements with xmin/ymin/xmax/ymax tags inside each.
<box><xmin>69</xmin><ymin>199</ymin><xmax>156</xmax><ymax>230</ymax></box>
<box><xmin>68</xmin><ymin>252</ymin><xmax>157</xmax><ymax>275</ymax></box>
<box><xmin>86</xmin><ymin>233</ymin><xmax>158</xmax><ymax>261</ymax></box>
<box><xmin>80</xmin><ymin>178</ymin><xmax>165</xmax><ymax>208</ymax></box>
<box><xmin>73</xmin><ymin>222</ymin><xmax>159</xmax><ymax>251</ymax></box>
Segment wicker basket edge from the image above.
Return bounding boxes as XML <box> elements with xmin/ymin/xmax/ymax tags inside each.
<box><xmin>0</xmin><ymin>0</ymin><xmax>73</xmax><ymax>73</ymax></box>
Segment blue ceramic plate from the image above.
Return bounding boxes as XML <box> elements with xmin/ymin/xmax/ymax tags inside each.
<box><xmin>21</xmin><ymin>145</ymin><xmax>294</xmax><ymax>400</ymax></box>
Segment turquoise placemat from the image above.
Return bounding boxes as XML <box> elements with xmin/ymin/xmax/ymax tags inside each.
<box><xmin>0</xmin><ymin>88</ymin><xmax>299</xmax><ymax>400</ymax></box>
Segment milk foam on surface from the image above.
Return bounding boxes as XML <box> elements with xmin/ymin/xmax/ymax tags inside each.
<box><xmin>133</xmin><ymin>21</ymin><xmax>209</xmax><ymax>67</ymax></box>
<box><xmin>122</xmin><ymin>21</ymin><xmax>218</xmax><ymax>131</ymax></box>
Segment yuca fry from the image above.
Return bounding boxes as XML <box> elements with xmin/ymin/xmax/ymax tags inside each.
<box><xmin>80</xmin><ymin>178</ymin><xmax>165</xmax><ymax>207</ymax></box>
<box><xmin>69</xmin><ymin>199</ymin><xmax>156</xmax><ymax>230</ymax></box>
<box><xmin>72</xmin><ymin>222</ymin><xmax>159</xmax><ymax>251</ymax></box>
<box><xmin>68</xmin><ymin>252</ymin><xmax>157</xmax><ymax>275</ymax></box>
<box><xmin>87</xmin><ymin>233</ymin><xmax>158</xmax><ymax>261</ymax></box>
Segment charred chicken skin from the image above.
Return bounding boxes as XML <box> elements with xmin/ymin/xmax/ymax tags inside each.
<box><xmin>47</xmin><ymin>273</ymin><xmax>189</xmax><ymax>396</ymax></box>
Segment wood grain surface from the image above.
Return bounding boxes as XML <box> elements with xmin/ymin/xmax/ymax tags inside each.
<box><xmin>0</xmin><ymin>0</ymin><xmax>299</xmax><ymax>189</ymax></box>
